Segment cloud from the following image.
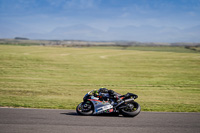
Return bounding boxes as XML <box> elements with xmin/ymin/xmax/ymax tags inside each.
<box><xmin>24</xmin><ymin>24</ymin><xmax>105</xmax><ymax>40</ymax></box>
<box><xmin>1</xmin><ymin>0</ymin><xmax>200</xmax><ymax>42</ymax></box>
<box><xmin>17</xmin><ymin>24</ymin><xmax>200</xmax><ymax>42</ymax></box>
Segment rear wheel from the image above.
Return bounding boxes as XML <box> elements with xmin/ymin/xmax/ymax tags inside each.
<box><xmin>76</xmin><ymin>101</ymin><xmax>94</xmax><ymax>115</ymax></box>
<box><xmin>121</xmin><ymin>101</ymin><xmax>141</xmax><ymax>117</ymax></box>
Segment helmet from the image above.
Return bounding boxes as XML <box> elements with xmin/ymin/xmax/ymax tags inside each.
<box><xmin>108</xmin><ymin>89</ymin><xmax>114</xmax><ymax>95</ymax></box>
<box><xmin>98</xmin><ymin>87</ymin><xmax>108</xmax><ymax>93</ymax></box>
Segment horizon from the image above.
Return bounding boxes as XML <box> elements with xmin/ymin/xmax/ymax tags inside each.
<box><xmin>2</xmin><ymin>38</ymin><xmax>200</xmax><ymax>45</ymax></box>
<box><xmin>0</xmin><ymin>0</ymin><xmax>200</xmax><ymax>42</ymax></box>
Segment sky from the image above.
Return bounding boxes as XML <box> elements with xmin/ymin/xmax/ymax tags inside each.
<box><xmin>0</xmin><ymin>0</ymin><xmax>200</xmax><ymax>42</ymax></box>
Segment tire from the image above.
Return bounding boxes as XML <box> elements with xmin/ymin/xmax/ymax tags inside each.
<box><xmin>76</xmin><ymin>102</ymin><xmax>94</xmax><ymax>116</ymax></box>
<box><xmin>121</xmin><ymin>101</ymin><xmax>141</xmax><ymax>117</ymax></box>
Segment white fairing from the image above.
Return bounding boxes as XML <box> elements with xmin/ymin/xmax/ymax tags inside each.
<box><xmin>84</xmin><ymin>90</ymin><xmax>114</xmax><ymax>114</ymax></box>
<box><xmin>90</xmin><ymin>100</ymin><xmax>113</xmax><ymax>114</ymax></box>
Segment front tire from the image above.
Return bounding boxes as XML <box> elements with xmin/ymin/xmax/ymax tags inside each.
<box><xmin>121</xmin><ymin>101</ymin><xmax>141</xmax><ymax>117</ymax></box>
<box><xmin>76</xmin><ymin>102</ymin><xmax>94</xmax><ymax>116</ymax></box>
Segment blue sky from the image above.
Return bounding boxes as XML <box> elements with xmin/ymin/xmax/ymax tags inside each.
<box><xmin>0</xmin><ymin>0</ymin><xmax>200</xmax><ymax>42</ymax></box>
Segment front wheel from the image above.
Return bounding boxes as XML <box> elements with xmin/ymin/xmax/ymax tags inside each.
<box><xmin>121</xmin><ymin>101</ymin><xmax>141</xmax><ymax>117</ymax></box>
<box><xmin>76</xmin><ymin>101</ymin><xmax>94</xmax><ymax>115</ymax></box>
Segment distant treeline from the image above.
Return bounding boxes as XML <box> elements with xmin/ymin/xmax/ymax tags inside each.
<box><xmin>14</xmin><ymin>37</ymin><xmax>29</xmax><ymax>40</ymax></box>
<box><xmin>0</xmin><ymin>38</ymin><xmax>200</xmax><ymax>47</ymax></box>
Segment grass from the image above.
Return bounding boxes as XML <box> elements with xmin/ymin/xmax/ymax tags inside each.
<box><xmin>0</xmin><ymin>45</ymin><xmax>199</xmax><ymax>112</ymax></box>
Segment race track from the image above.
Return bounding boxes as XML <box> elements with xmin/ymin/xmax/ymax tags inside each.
<box><xmin>0</xmin><ymin>108</ymin><xmax>199</xmax><ymax>133</ymax></box>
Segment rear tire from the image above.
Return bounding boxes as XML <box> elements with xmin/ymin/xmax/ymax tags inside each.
<box><xmin>76</xmin><ymin>102</ymin><xmax>94</xmax><ymax>116</ymax></box>
<box><xmin>121</xmin><ymin>101</ymin><xmax>141</xmax><ymax>117</ymax></box>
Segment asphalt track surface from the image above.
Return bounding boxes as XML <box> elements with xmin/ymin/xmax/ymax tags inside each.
<box><xmin>0</xmin><ymin>108</ymin><xmax>199</xmax><ymax>133</ymax></box>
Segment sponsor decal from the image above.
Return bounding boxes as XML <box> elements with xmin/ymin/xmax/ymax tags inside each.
<box><xmin>109</xmin><ymin>109</ymin><xmax>113</xmax><ymax>112</ymax></box>
<box><xmin>102</xmin><ymin>101</ymin><xmax>106</xmax><ymax>104</ymax></box>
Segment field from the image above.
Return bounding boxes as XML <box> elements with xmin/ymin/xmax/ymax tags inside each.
<box><xmin>0</xmin><ymin>45</ymin><xmax>200</xmax><ymax>112</ymax></box>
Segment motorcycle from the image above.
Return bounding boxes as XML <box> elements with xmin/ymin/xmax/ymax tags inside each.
<box><xmin>76</xmin><ymin>90</ymin><xmax>141</xmax><ymax>117</ymax></box>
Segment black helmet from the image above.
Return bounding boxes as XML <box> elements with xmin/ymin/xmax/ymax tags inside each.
<box><xmin>108</xmin><ymin>90</ymin><xmax>114</xmax><ymax>95</ymax></box>
<box><xmin>98</xmin><ymin>87</ymin><xmax>108</xmax><ymax>93</ymax></box>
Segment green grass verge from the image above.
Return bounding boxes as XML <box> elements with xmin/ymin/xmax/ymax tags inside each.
<box><xmin>0</xmin><ymin>45</ymin><xmax>199</xmax><ymax>112</ymax></box>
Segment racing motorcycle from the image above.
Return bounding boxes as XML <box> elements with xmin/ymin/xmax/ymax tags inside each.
<box><xmin>76</xmin><ymin>90</ymin><xmax>141</xmax><ymax>117</ymax></box>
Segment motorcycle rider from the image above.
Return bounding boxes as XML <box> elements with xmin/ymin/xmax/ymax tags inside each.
<box><xmin>97</xmin><ymin>87</ymin><xmax>119</xmax><ymax>105</ymax></box>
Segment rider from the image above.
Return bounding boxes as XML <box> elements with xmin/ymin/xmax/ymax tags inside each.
<box><xmin>97</xmin><ymin>87</ymin><xmax>119</xmax><ymax>104</ymax></box>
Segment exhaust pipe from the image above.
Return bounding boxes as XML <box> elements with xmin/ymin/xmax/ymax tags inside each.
<box><xmin>124</xmin><ymin>98</ymin><xmax>135</xmax><ymax>103</ymax></box>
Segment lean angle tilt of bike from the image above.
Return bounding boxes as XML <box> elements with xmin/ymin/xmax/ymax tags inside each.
<box><xmin>76</xmin><ymin>88</ymin><xmax>141</xmax><ymax>117</ymax></box>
